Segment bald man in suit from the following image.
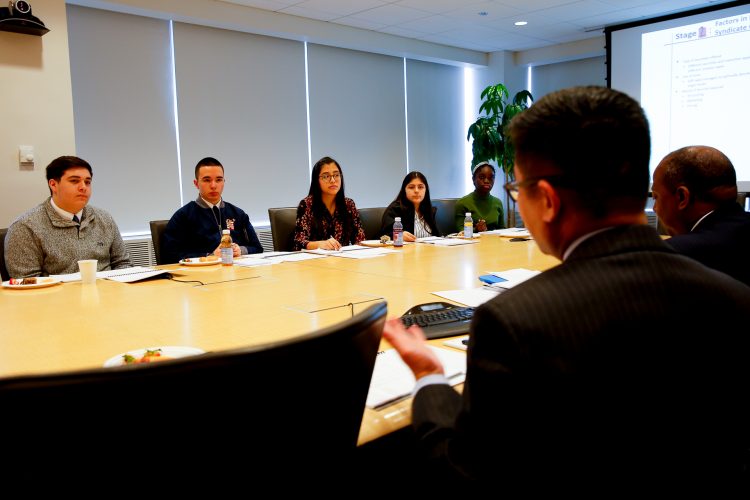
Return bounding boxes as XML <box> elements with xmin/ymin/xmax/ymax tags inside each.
<box><xmin>652</xmin><ymin>145</ymin><xmax>750</xmax><ymax>286</ymax></box>
<box><xmin>383</xmin><ymin>87</ymin><xmax>750</xmax><ymax>491</ymax></box>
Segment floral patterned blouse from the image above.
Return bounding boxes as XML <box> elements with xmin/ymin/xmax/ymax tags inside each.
<box><xmin>293</xmin><ymin>195</ymin><xmax>366</xmax><ymax>250</ymax></box>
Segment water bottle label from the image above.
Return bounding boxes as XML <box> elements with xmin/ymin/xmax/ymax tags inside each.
<box><xmin>464</xmin><ymin>223</ymin><xmax>473</xmax><ymax>238</ymax></box>
<box><xmin>394</xmin><ymin>230</ymin><xmax>403</xmax><ymax>246</ymax></box>
<box><xmin>221</xmin><ymin>247</ymin><xmax>233</xmax><ymax>265</ymax></box>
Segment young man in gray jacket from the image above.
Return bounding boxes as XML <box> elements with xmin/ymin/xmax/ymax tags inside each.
<box><xmin>4</xmin><ymin>155</ymin><xmax>130</xmax><ymax>278</ymax></box>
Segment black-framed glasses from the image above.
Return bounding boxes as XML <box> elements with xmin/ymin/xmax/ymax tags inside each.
<box><xmin>504</xmin><ymin>175</ymin><xmax>567</xmax><ymax>202</ymax></box>
<box><xmin>319</xmin><ymin>173</ymin><xmax>341</xmax><ymax>182</ymax></box>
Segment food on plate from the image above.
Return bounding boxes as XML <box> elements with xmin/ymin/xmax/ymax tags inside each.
<box><xmin>122</xmin><ymin>348</ymin><xmax>172</xmax><ymax>364</ymax></box>
<box><xmin>199</xmin><ymin>255</ymin><xmax>219</xmax><ymax>262</ymax></box>
<box><xmin>379</xmin><ymin>235</ymin><xmax>391</xmax><ymax>244</ymax></box>
<box><xmin>9</xmin><ymin>277</ymin><xmax>38</xmax><ymax>285</ymax></box>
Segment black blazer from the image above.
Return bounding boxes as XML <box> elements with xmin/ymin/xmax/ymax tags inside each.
<box><xmin>379</xmin><ymin>201</ymin><xmax>441</xmax><ymax>238</ymax></box>
<box><xmin>666</xmin><ymin>203</ymin><xmax>750</xmax><ymax>286</ymax></box>
<box><xmin>411</xmin><ymin>225</ymin><xmax>750</xmax><ymax>488</ymax></box>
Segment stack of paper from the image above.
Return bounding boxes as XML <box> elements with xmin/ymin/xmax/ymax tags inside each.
<box><xmin>482</xmin><ymin>227</ymin><xmax>531</xmax><ymax>238</ymax></box>
<box><xmin>366</xmin><ymin>346</ymin><xmax>466</xmax><ymax>409</ymax></box>
<box><xmin>53</xmin><ymin>266</ymin><xmax>170</xmax><ymax>283</ymax></box>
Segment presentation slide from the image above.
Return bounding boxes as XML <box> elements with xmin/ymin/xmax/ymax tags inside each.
<box><xmin>609</xmin><ymin>3</ymin><xmax>750</xmax><ymax>192</ymax></box>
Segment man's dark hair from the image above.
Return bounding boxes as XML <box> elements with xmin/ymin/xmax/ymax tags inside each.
<box><xmin>658</xmin><ymin>146</ymin><xmax>737</xmax><ymax>205</ymax></box>
<box><xmin>46</xmin><ymin>156</ymin><xmax>93</xmax><ymax>183</ymax></box>
<box><xmin>46</xmin><ymin>156</ymin><xmax>93</xmax><ymax>195</ymax></box>
<box><xmin>195</xmin><ymin>157</ymin><xmax>224</xmax><ymax>179</ymax></box>
<box><xmin>508</xmin><ymin>86</ymin><xmax>651</xmax><ymax>217</ymax></box>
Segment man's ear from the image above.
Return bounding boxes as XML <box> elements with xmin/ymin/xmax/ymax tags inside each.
<box><xmin>676</xmin><ymin>185</ymin><xmax>691</xmax><ymax>210</ymax></box>
<box><xmin>48</xmin><ymin>179</ymin><xmax>57</xmax><ymax>194</ymax></box>
<box><xmin>193</xmin><ymin>179</ymin><xmax>199</xmax><ymax>190</ymax></box>
<box><xmin>536</xmin><ymin>180</ymin><xmax>561</xmax><ymax>223</ymax></box>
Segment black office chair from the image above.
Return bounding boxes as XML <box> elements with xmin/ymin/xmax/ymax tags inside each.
<box><xmin>358</xmin><ymin>206</ymin><xmax>386</xmax><ymax>240</ymax></box>
<box><xmin>0</xmin><ymin>301</ymin><xmax>387</xmax><ymax>488</ymax></box>
<box><xmin>149</xmin><ymin>219</ymin><xmax>169</xmax><ymax>265</ymax></box>
<box><xmin>738</xmin><ymin>192</ymin><xmax>748</xmax><ymax>210</ymax></box>
<box><xmin>0</xmin><ymin>227</ymin><xmax>9</xmax><ymax>282</ymax></box>
<box><xmin>432</xmin><ymin>198</ymin><xmax>459</xmax><ymax>235</ymax></box>
<box><xmin>0</xmin><ymin>227</ymin><xmax>9</xmax><ymax>281</ymax></box>
<box><xmin>268</xmin><ymin>206</ymin><xmax>298</xmax><ymax>251</ymax></box>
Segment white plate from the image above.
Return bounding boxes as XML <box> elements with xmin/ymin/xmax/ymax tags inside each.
<box><xmin>179</xmin><ymin>257</ymin><xmax>221</xmax><ymax>266</ymax></box>
<box><xmin>2</xmin><ymin>277</ymin><xmax>62</xmax><ymax>289</ymax></box>
<box><xmin>360</xmin><ymin>240</ymin><xmax>394</xmax><ymax>247</ymax></box>
<box><xmin>104</xmin><ymin>346</ymin><xmax>205</xmax><ymax>367</ymax></box>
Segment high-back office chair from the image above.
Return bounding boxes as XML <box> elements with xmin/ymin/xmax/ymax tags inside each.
<box><xmin>432</xmin><ymin>198</ymin><xmax>458</xmax><ymax>236</ymax></box>
<box><xmin>358</xmin><ymin>206</ymin><xmax>386</xmax><ymax>240</ymax></box>
<box><xmin>0</xmin><ymin>301</ymin><xmax>387</xmax><ymax>487</ymax></box>
<box><xmin>149</xmin><ymin>219</ymin><xmax>169</xmax><ymax>265</ymax></box>
<box><xmin>268</xmin><ymin>206</ymin><xmax>298</xmax><ymax>251</ymax></box>
<box><xmin>0</xmin><ymin>227</ymin><xmax>9</xmax><ymax>281</ymax></box>
<box><xmin>737</xmin><ymin>192</ymin><xmax>748</xmax><ymax>210</ymax></box>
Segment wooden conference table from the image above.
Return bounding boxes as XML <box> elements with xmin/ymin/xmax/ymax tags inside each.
<box><xmin>0</xmin><ymin>235</ymin><xmax>559</xmax><ymax>445</ymax></box>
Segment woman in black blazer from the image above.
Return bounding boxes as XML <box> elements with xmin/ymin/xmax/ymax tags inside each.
<box><xmin>380</xmin><ymin>171</ymin><xmax>441</xmax><ymax>241</ymax></box>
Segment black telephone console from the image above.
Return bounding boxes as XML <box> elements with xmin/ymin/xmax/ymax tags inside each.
<box><xmin>400</xmin><ymin>302</ymin><xmax>475</xmax><ymax>340</ymax></box>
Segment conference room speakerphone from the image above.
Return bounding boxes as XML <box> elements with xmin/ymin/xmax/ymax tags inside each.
<box><xmin>400</xmin><ymin>302</ymin><xmax>475</xmax><ymax>340</ymax></box>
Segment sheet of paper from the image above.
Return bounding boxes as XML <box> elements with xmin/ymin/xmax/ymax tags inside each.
<box><xmin>488</xmin><ymin>268</ymin><xmax>541</xmax><ymax>289</ymax></box>
<box><xmin>417</xmin><ymin>237</ymin><xmax>479</xmax><ymax>246</ymax></box>
<box><xmin>53</xmin><ymin>272</ymin><xmax>83</xmax><ymax>283</ymax></box>
<box><xmin>233</xmin><ymin>258</ymin><xmax>277</xmax><ymax>267</ymax></box>
<box><xmin>302</xmin><ymin>245</ymin><xmax>367</xmax><ymax>255</ymax></box>
<box><xmin>431</xmin><ymin>287</ymin><xmax>502</xmax><ymax>307</ymax></box>
<box><xmin>334</xmin><ymin>248</ymin><xmax>397</xmax><ymax>259</ymax></box>
<box><xmin>443</xmin><ymin>335</ymin><xmax>469</xmax><ymax>351</ymax></box>
<box><xmin>366</xmin><ymin>346</ymin><xmax>467</xmax><ymax>409</ymax></box>
<box><xmin>236</xmin><ymin>251</ymin><xmax>329</xmax><ymax>265</ymax></box>
<box><xmin>482</xmin><ymin>227</ymin><xmax>531</xmax><ymax>238</ymax></box>
<box><xmin>302</xmin><ymin>245</ymin><xmax>393</xmax><ymax>258</ymax></box>
<box><xmin>274</xmin><ymin>252</ymin><xmax>327</xmax><ymax>262</ymax></box>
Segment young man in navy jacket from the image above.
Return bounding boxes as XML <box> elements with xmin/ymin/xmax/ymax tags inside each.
<box><xmin>163</xmin><ymin>157</ymin><xmax>262</xmax><ymax>263</ymax></box>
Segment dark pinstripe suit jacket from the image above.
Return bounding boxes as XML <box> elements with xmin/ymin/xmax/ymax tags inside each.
<box><xmin>666</xmin><ymin>203</ymin><xmax>750</xmax><ymax>286</ymax></box>
<box><xmin>412</xmin><ymin>225</ymin><xmax>750</xmax><ymax>488</ymax></box>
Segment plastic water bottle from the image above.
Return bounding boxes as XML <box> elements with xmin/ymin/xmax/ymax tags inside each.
<box><xmin>464</xmin><ymin>212</ymin><xmax>473</xmax><ymax>239</ymax></box>
<box><xmin>393</xmin><ymin>217</ymin><xmax>404</xmax><ymax>247</ymax></box>
<box><xmin>220</xmin><ymin>229</ymin><xmax>233</xmax><ymax>266</ymax></box>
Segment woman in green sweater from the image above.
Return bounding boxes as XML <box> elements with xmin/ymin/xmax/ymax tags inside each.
<box><xmin>454</xmin><ymin>161</ymin><xmax>505</xmax><ymax>232</ymax></box>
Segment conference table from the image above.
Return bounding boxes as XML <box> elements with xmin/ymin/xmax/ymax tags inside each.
<box><xmin>0</xmin><ymin>234</ymin><xmax>559</xmax><ymax>445</ymax></box>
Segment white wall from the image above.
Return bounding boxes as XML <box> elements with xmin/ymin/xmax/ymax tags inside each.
<box><xmin>0</xmin><ymin>0</ymin><xmax>76</xmax><ymax>227</ymax></box>
<box><xmin>0</xmin><ymin>0</ymin><xmax>605</xmax><ymax>230</ymax></box>
<box><xmin>531</xmin><ymin>56</ymin><xmax>607</xmax><ymax>100</ymax></box>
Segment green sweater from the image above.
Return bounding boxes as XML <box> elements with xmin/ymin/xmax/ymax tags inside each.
<box><xmin>454</xmin><ymin>192</ymin><xmax>505</xmax><ymax>232</ymax></box>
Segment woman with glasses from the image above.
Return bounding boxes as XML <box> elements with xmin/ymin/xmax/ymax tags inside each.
<box><xmin>380</xmin><ymin>171</ymin><xmax>441</xmax><ymax>241</ymax></box>
<box><xmin>293</xmin><ymin>156</ymin><xmax>366</xmax><ymax>250</ymax></box>
<box><xmin>454</xmin><ymin>161</ymin><xmax>505</xmax><ymax>232</ymax></box>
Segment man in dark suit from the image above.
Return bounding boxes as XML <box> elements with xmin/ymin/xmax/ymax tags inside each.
<box><xmin>652</xmin><ymin>145</ymin><xmax>750</xmax><ymax>286</ymax></box>
<box><xmin>383</xmin><ymin>87</ymin><xmax>750</xmax><ymax>490</ymax></box>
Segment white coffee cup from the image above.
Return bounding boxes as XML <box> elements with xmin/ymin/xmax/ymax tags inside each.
<box><xmin>78</xmin><ymin>259</ymin><xmax>98</xmax><ymax>285</ymax></box>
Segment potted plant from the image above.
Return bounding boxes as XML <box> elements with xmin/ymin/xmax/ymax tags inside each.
<box><xmin>467</xmin><ymin>83</ymin><xmax>533</xmax><ymax>226</ymax></box>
